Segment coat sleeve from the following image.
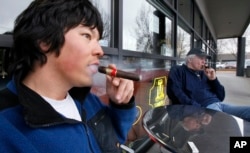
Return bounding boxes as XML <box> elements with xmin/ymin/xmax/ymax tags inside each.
<box><xmin>108</xmin><ymin>97</ymin><xmax>137</xmax><ymax>143</ymax></box>
<box><xmin>208</xmin><ymin>78</ymin><xmax>225</xmax><ymax>101</ymax></box>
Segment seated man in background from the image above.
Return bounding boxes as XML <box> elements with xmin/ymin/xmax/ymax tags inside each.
<box><xmin>167</xmin><ymin>48</ymin><xmax>250</xmax><ymax>122</ymax></box>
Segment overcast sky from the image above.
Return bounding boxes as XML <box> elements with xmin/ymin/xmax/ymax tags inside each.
<box><xmin>0</xmin><ymin>0</ymin><xmax>32</xmax><ymax>34</ymax></box>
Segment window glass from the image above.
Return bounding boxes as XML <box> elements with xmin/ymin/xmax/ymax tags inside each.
<box><xmin>123</xmin><ymin>0</ymin><xmax>173</xmax><ymax>56</ymax></box>
<box><xmin>194</xmin><ymin>6</ymin><xmax>202</xmax><ymax>36</ymax></box>
<box><xmin>123</xmin><ymin>0</ymin><xmax>155</xmax><ymax>52</ymax></box>
<box><xmin>98</xmin><ymin>55</ymin><xmax>118</xmax><ymax>67</ymax></box>
<box><xmin>161</xmin><ymin>18</ymin><xmax>173</xmax><ymax>56</ymax></box>
<box><xmin>202</xmin><ymin>43</ymin><xmax>206</xmax><ymax>50</ymax></box>
<box><xmin>91</xmin><ymin>0</ymin><xmax>112</xmax><ymax>47</ymax></box>
<box><xmin>177</xmin><ymin>26</ymin><xmax>191</xmax><ymax>58</ymax></box>
<box><xmin>178</xmin><ymin>0</ymin><xmax>192</xmax><ymax>25</ymax></box>
<box><xmin>167</xmin><ymin>0</ymin><xmax>174</xmax><ymax>6</ymax></box>
<box><xmin>122</xmin><ymin>57</ymin><xmax>171</xmax><ymax>70</ymax></box>
<box><xmin>202</xmin><ymin>24</ymin><xmax>207</xmax><ymax>40</ymax></box>
<box><xmin>194</xmin><ymin>34</ymin><xmax>202</xmax><ymax>48</ymax></box>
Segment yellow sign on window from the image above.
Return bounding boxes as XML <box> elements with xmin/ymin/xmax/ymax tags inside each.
<box><xmin>149</xmin><ymin>76</ymin><xmax>167</xmax><ymax>108</ymax></box>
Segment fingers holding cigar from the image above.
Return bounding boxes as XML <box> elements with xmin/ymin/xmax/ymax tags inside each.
<box><xmin>203</xmin><ymin>65</ymin><xmax>216</xmax><ymax>80</ymax></box>
<box><xmin>100</xmin><ymin>64</ymin><xmax>136</xmax><ymax>104</ymax></box>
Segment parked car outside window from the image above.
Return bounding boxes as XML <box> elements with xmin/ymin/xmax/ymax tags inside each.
<box><xmin>216</xmin><ymin>62</ymin><xmax>226</xmax><ymax>69</ymax></box>
<box><xmin>225</xmin><ymin>61</ymin><xmax>237</xmax><ymax>69</ymax></box>
<box><xmin>245</xmin><ymin>59</ymin><xmax>250</xmax><ymax>69</ymax></box>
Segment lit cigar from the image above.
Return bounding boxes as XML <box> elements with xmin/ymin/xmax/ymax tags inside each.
<box><xmin>98</xmin><ymin>66</ymin><xmax>141</xmax><ymax>81</ymax></box>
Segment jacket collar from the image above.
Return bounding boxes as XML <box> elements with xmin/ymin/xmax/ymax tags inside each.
<box><xmin>183</xmin><ymin>64</ymin><xmax>203</xmax><ymax>74</ymax></box>
<box><xmin>9</xmin><ymin>70</ymin><xmax>90</xmax><ymax>127</ymax></box>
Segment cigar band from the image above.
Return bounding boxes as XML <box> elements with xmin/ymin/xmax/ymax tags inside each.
<box><xmin>106</xmin><ymin>68</ymin><xmax>117</xmax><ymax>77</ymax></box>
<box><xmin>110</xmin><ymin>68</ymin><xmax>117</xmax><ymax>77</ymax></box>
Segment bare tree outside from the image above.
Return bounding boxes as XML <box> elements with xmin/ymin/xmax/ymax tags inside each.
<box><xmin>177</xmin><ymin>26</ymin><xmax>191</xmax><ymax>58</ymax></box>
<box><xmin>217</xmin><ymin>24</ymin><xmax>250</xmax><ymax>61</ymax></box>
<box><xmin>130</xmin><ymin>1</ymin><xmax>190</xmax><ymax>59</ymax></box>
<box><xmin>176</xmin><ymin>30</ymin><xmax>186</xmax><ymax>58</ymax></box>
<box><xmin>217</xmin><ymin>38</ymin><xmax>237</xmax><ymax>59</ymax></box>
<box><xmin>91</xmin><ymin>0</ymin><xmax>111</xmax><ymax>46</ymax></box>
<box><xmin>133</xmin><ymin>4</ymin><xmax>154</xmax><ymax>53</ymax></box>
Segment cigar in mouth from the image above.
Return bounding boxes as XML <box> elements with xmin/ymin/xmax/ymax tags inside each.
<box><xmin>98</xmin><ymin>66</ymin><xmax>141</xmax><ymax>81</ymax></box>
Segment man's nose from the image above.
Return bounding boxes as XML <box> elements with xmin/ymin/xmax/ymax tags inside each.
<box><xmin>94</xmin><ymin>42</ymin><xmax>104</xmax><ymax>57</ymax></box>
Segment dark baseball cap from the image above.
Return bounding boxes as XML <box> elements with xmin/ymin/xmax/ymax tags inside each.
<box><xmin>187</xmin><ymin>48</ymin><xmax>211</xmax><ymax>59</ymax></box>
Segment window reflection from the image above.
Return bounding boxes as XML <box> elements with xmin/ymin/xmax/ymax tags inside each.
<box><xmin>202</xmin><ymin>43</ymin><xmax>206</xmax><ymax>50</ymax></box>
<box><xmin>194</xmin><ymin>35</ymin><xmax>202</xmax><ymax>48</ymax></box>
<box><xmin>123</xmin><ymin>0</ymin><xmax>173</xmax><ymax>56</ymax></box>
<box><xmin>178</xmin><ymin>0</ymin><xmax>192</xmax><ymax>25</ymax></box>
<box><xmin>177</xmin><ymin>26</ymin><xmax>191</xmax><ymax>58</ymax></box>
<box><xmin>161</xmin><ymin>18</ymin><xmax>173</xmax><ymax>56</ymax></box>
<box><xmin>194</xmin><ymin>6</ymin><xmax>202</xmax><ymax>36</ymax></box>
<box><xmin>203</xmin><ymin>24</ymin><xmax>207</xmax><ymax>40</ymax></box>
<box><xmin>99</xmin><ymin>55</ymin><xmax>118</xmax><ymax>67</ymax></box>
<box><xmin>165</xmin><ymin>0</ymin><xmax>174</xmax><ymax>6</ymax></box>
<box><xmin>123</xmin><ymin>0</ymin><xmax>155</xmax><ymax>52</ymax></box>
<box><xmin>91</xmin><ymin>0</ymin><xmax>111</xmax><ymax>47</ymax></box>
<box><xmin>122</xmin><ymin>56</ymin><xmax>171</xmax><ymax>70</ymax></box>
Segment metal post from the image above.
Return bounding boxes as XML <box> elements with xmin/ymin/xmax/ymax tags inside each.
<box><xmin>236</xmin><ymin>37</ymin><xmax>246</xmax><ymax>76</ymax></box>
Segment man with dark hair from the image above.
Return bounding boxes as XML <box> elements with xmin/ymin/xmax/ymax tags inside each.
<box><xmin>167</xmin><ymin>48</ymin><xmax>250</xmax><ymax>122</ymax></box>
<box><xmin>0</xmin><ymin>0</ymin><xmax>136</xmax><ymax>152</ymax></box>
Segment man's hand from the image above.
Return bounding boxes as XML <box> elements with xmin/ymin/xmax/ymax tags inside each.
<box><xmin>106</xmin><ymin>64</ymin><xmax>134</xmax><ymax>104</ymax></box>
<box><xmin>204</xmin><ymin>67</ymin><xmax>216</xmax><ymax>80</ymax></box>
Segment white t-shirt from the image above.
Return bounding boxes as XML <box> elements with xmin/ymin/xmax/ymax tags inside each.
<box><xmin>42</xmin><ymin>93</ymin><xmax>82</xmax><ymax>121</ymax></box>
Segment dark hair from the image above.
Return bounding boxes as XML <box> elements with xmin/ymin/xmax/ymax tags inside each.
<box><xmin>11</xmin><ymin>0</ymin><xmax>103</xmax><ymax>75</ymax></box>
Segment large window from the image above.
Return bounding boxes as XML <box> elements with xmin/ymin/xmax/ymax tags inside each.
<box><xmin>178</xmin><ymin>0</ymin><xmax>192</xmax><ymax>25</ymax></box>
<box><xmin>194</xmin><ymin>6</ymin><xmax>202</xmax><ymax>36</ymax></box>
<box><xmin>177</xmin><ymin>25</ymin><xmax>191</xmax><ymax>58</ymax></box>
<box><xmin>91</xmin><ymin>0</ymin><xmax>112</xmax><ymax>47</ymax></box>
<box><xmin>122</xmin><ymin>56</ymin><xmax>171</xmax><ymax>70</ymax></box>
<box><xmin>123</xmin><ymin>0</ymin><xmax>174</xmax><ymax>57</ymax></box>
<box><xmin>161</xmin><ymin>18</ymin><xmax>173</xmax><ymax>56</ymax></box>
<box><xmin>123</xmin><ymin>0</ymin><xmax>156</xmax><ymax>52</ymax></box>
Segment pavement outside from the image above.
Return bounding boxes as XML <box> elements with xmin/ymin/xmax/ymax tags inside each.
<box><xmin>216</xmin><ymin>71</ymin><xmax>250</xmax><ymax>106</ymax></box>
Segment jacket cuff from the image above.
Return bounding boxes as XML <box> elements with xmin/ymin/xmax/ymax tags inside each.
<box><xmin>109</xmin><ymin>96</ymin><xmax>135</xmax><ymax>109</ymax></box>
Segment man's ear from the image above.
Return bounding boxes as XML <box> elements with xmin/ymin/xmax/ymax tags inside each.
<box><xmin>39</xmin><ymin>41</ymin><xmax>50</xmax><ymax>52</ymax></box>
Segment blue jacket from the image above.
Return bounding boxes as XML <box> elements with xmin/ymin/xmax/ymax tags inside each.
<box><xmin>0</xmin><ymin>71</ymin><xmax>136</xmax><ymax>153</ymax></box>
<box><xmin>167</xmin><ymin>64</ymin><xmax>225</xmax><ymax>107</ymax></box>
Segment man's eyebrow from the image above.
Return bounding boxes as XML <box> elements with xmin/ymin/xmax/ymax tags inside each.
<box><xmin>79</xmin><ymin>25</ymin><xmax>100</xmax><ymax>39</ymax></box>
